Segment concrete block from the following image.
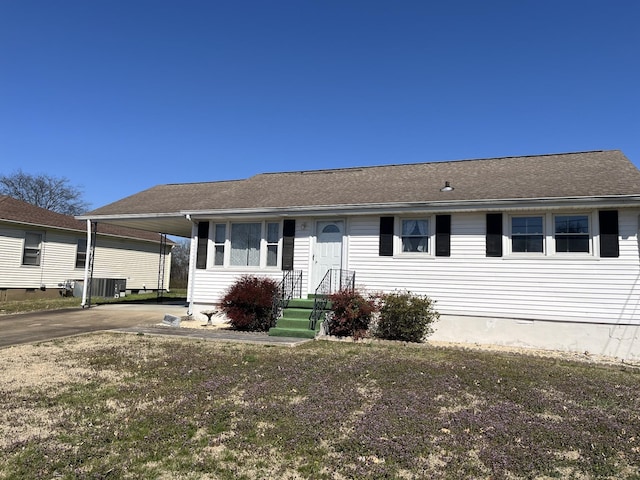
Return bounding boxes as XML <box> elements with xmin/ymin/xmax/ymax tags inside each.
<box><xmin>162</xmin><ymin>314</ymin><xmax>181</xmax><ymax>327</ymax></box>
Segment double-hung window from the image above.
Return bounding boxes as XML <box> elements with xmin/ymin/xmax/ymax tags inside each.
<box><xmin>493</xmin><ymin>212</ymin><xmax>606</xmax><ymax>258</ymax></box>
<box><xmin>555</xmin><ymin>215</ymin><xmax>590</xmax><ymax>253</ymax></box>
<box><xmin>23</xmin><ymin>232</ymin><xmax>42</xmax><ymax>266</ymax></box>
<box><xmin>401</xmin><ymin>219</ymin><xmax>429</xmax><ymax>253</ymax></box>
<box><xmin>213</xmin><ymin>224</ymin><xmax>226</xmax><ymax>266</ymax></box>
<box><xmin>75</xmin><ymin>238</ymin><xmax>87</xmax><ymax>268</ymax></box>
<box><xmin>266</xmin><ymin>222</ymin><xmax>279</xmax><ymax>267</ymax></box>
<box><xmin>511</xmin><ymin>216</ymin><xmax>544</xmax><ymax>253</ymax></box>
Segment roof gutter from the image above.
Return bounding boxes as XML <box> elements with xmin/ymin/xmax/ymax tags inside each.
<box><xmin>180</xmin><ymin>195</ymin><xmax>640</xmax><ymax>219</ymax></box>
<box><xmin>76</xmin><ymin>212</ymin><xmax>185</xmax><ymax>221</ymax></box>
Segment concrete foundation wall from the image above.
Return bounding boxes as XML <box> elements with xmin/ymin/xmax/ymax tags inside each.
<box><xmin>432</xmin><ymin>314</ymin><xmax>640</xmax><ymax>362</ymax></box>
<box><xmin>0</xmin><ymin>287</ymin><xmax>62</xmax><ymax>302</ymax></box>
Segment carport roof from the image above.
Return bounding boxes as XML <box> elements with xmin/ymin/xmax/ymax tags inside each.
<box><xmin>79</xmin><ymin>150</ymin><xmax>640</xmax><ymax>237</ymax></box>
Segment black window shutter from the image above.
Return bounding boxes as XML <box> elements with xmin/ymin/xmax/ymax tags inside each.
<box><xmin>486</xmin><ymin>213</ymin><xmax>503</xmax><ymax>257</ymax></box>
<box><xmin>379</xmin><ymin>217</ymin><xmax>394</xmax><ymax>256</ymax></box>
<box><xmin>282</xmin><ymin>219</ymin><xmax>296</xmax><ymax>270</ymax></box>
<box><xmin>435</xmin><ymin>215</ymin><xmax>451</xmax><ymax>257</ymax></box>
<box><xmin>196</xmin><ymin>221</ymin><xmax>209</xmax><ymax>269</ymax></box>
<box><xmin>599</xmin><ymin>210</ymin><xmax>619</xmax><ymax>258</ymax></box>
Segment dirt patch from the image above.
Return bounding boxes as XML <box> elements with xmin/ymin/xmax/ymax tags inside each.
<box><xmin>173</xmin><ymin>315</ymin><xmax>229</xmax><ymax>330</ymax></box>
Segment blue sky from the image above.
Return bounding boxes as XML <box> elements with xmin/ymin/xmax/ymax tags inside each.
<box><xmin>1</xmin><ymin>1</ymin><xmax>639</xmax><ymax>210</ymax></box>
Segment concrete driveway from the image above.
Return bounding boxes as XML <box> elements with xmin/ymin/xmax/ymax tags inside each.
<box><xmin>0</xmin><ymin>302</ymin><xmax>189</xmax><ymax>348</ymax></box>
<box><xmin>0</xmin><ymin>302</ymin><xmax>310</xmax><ymax>348</ymax></box>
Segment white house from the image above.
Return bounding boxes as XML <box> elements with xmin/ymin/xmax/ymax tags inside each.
<box><xmin>0</xmin><ymin>195</ymin><xmax>172</xmax><ymax>302</ymax></box>
<box><xmin>78</xmin><ymin>150</ymin><xmax>640</xmax><ymax>360</ymax></box>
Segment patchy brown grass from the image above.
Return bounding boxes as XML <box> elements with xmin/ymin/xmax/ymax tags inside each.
<box><xmin>0</xmin><ymin>290</ymin><xmax>187</xmax><ymax>315</ymax></box>
<box><xmin>1</xmin><ymin>333</ymin><xmax>639</xmax><ymax>479</ymax></box>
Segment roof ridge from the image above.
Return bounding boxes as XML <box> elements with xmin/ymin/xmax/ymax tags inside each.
<box><xmin>161</xmin><ymin>178</ymin><xmax>245</xmax><ymax>187</ymax></box>
<box><xmin>252</xmin><ymin>150</ymin><xmax>613</xmax><ymax>177</ymax></box>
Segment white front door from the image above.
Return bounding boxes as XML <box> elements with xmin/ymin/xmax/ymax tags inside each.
<box><xmin>311</xmin><ymin>220</ymin><xmax>344</xmax><ymax>291</ymax></box>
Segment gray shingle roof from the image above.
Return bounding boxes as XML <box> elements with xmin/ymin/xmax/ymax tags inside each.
<box><xmin>87</xmin><ymin>150</ymin><xmax>640</xmax><ymax>217</ymax></box>
<box><xmin>0</xmin><ymin>195</ymin><xmax>169</xmax><ymax>243</ymax></box>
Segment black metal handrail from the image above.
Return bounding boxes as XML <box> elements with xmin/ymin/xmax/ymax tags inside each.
<box><xmin>309</xmin><ymin>268</ymin><xmax>355</xmax><ymax>330</ymax></box>
<box><xmin>272</xmin><ymin>270</ymin><xmax>303</xmax><ymax>320</ymax></box>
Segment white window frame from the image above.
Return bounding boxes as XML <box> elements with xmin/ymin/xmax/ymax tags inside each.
<box><xmin>509</xmin><ymin>215</ymin><xmax>545</xmax><ymax>255</ymax></box>
<box><xmin>75</xmin><ymin>238</ymin><xmax>87</xmax><ymax>269</ymax></box>
<box><xmin>209</xmin><ymin>220</ymin><xmax>282</xmax><ymax>269</ymax></box>
<box><xmin>22</xmin><ymin>232</ymin><xmax>43</xmax><ymax>266</ymax></box>
<box><xmin>553</xmin><ymin>214</ymin><xmax>592</xmax><ymax>254</ymax></box>
<box><xmin>398</xmin><ymin>217</ymin><xmax>432</xmax><ymax>255</ymax></box>
<box><xmin>213</xmin><ymin>223</ymin><xmax>226</xmax><ymax>266</ymax></box>
<box><xmin>265</xmin><ymin>222</ymin><xmax>280</xmax><ymax>267</ymax></box>
<box><xmin>505</xmin><ymin>212</ymin><xmax>594</xmax><ymax>257</ymax></box>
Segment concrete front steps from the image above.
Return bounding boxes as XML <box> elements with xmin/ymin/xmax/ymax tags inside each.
<box><xmin>268</xmin><ymin>297</ymin><xmax>324</xmax><ymax>339</ymax></box>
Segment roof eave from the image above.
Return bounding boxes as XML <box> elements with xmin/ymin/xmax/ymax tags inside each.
<box><xmin>1</xmin><ymin>217</ymin><xmax>166</xmax><ymax>244</ymax></box>
<box><xmin>182</xmin><ymin>195</ymin><xmax>640</xmax><ymax>218</ymax></box>
<box><xmin>0</xmin><ymin>218</ymin><xmax>84</xmax><ymax>233</ymax></box>
<box><xmin>76</xmin><ymin>212</ymin><xmax>186</xmax><ymax>221</ymax></box>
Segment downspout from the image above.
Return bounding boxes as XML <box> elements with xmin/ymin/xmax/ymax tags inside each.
<box><xmin>81</xmin><ymin>219</ymin><xmax>92</xmax><ymax>308</ymax></box>
<box><xmin>185</xmin><ymin>214</ymin><xmax>198</xmax><ymax>316</ymax></box>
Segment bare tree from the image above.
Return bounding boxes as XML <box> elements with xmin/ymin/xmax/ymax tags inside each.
<box><xmin>170</xmin><ymin>238</ymin><xmax>191</xmax><ymax>290</ymax></box>
<box><xmin>0</xmin><ymin>170</ymin><xmax>90</xmax><ymax>215</ymax></box>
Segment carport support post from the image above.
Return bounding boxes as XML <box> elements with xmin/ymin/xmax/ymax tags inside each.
<box><xmin>186</xmin><ymin>216</ymin><xmax>198</xmax><ymax>316</ymax></box>
<box><xmin>80</xmin><ymin>220</ymin><xmax>96</xmax><ymax>308</ymax></box>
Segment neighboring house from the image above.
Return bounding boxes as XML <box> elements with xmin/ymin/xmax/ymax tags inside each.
<box><xmin>79</xmin><ymin>150</ymin><xmax>640</xmax><ymax>360</ymax></box>
<box><xmin>0</xmin><ymin>195</ymin><xmax>172</xmax><ymax>301</ymax></box>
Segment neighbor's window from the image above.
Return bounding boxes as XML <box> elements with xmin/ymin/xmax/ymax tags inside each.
<box><xmin>266</xmin><ymin>222</ymin><xmax>279</xmax><ymax>267</ymax></box>
<box><xmin>23</xmin><ymin>232</ymin><xmax>42</xmax><ymax>266</ymax></box>
<box><xmin>511</xmin><ymin>216</ymin><xmax>544</xmax><ymax>253</ymax></box>
<box><xmin>213</xmin><ymin>223</ymin><xmax>226</xmax><ymax>266</ymax></box>
<box><xmin>75</xmin><ymin>238</ymin><xmax>87</xmax><ymax>268</ymax></box>
<box><xmin>230</xmin><ymin>223</ymin><xmax>261</xmax><ymax>266</ymax></box>
<box><xmin>401</xmin><ymin>219</ymin><xmax>429</xmax><ymax>253</ymax></box>
<box><xmin>555</xmin><ymin>215</ymin><xmax>590</xmax><ymax>252</ymax></box>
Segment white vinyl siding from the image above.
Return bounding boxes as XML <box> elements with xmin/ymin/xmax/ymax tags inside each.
<box><xmin>92</xmin><ymin>236</ymin><xmax>171</xmax><ymax>291</ymax></box>
<box><xmin>348</xmin><ymin>211</ymin><xmax>640</xmax><ymax>326</ymax></box>
<box><xmin>0</xmin><ymin>224</ymin><xmax>170</xmax><ymax>291</ymax></box>
<box><xmin>191</xmin><ymin>210</ymin><xmax>640</xmax><ymax>327</ymax></box>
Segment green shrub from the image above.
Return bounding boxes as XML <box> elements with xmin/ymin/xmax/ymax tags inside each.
<box><xmin>374</xmin><ymin>291</ymin><xmax>439</xmax><ymax>342</ymax></box>
<box><xmin>220</xmin><ymin>275</ymin><xmax>278</xmax><ymax>331</ymax></box>
<box><xmin>327</xmin><ymin>289</ymin><xmax>376</xmax><ymax>340</ymax></box>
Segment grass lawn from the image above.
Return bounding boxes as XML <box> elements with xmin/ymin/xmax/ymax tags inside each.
<box><xmin>0</xmin><ymin>290</ymin><xmax>187</xmax><ymax>315</ymax></box>
<box><xmin>1</xmin><ymin>334</ymin><xmax>639</xmax><ymax>479</ymax></box>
